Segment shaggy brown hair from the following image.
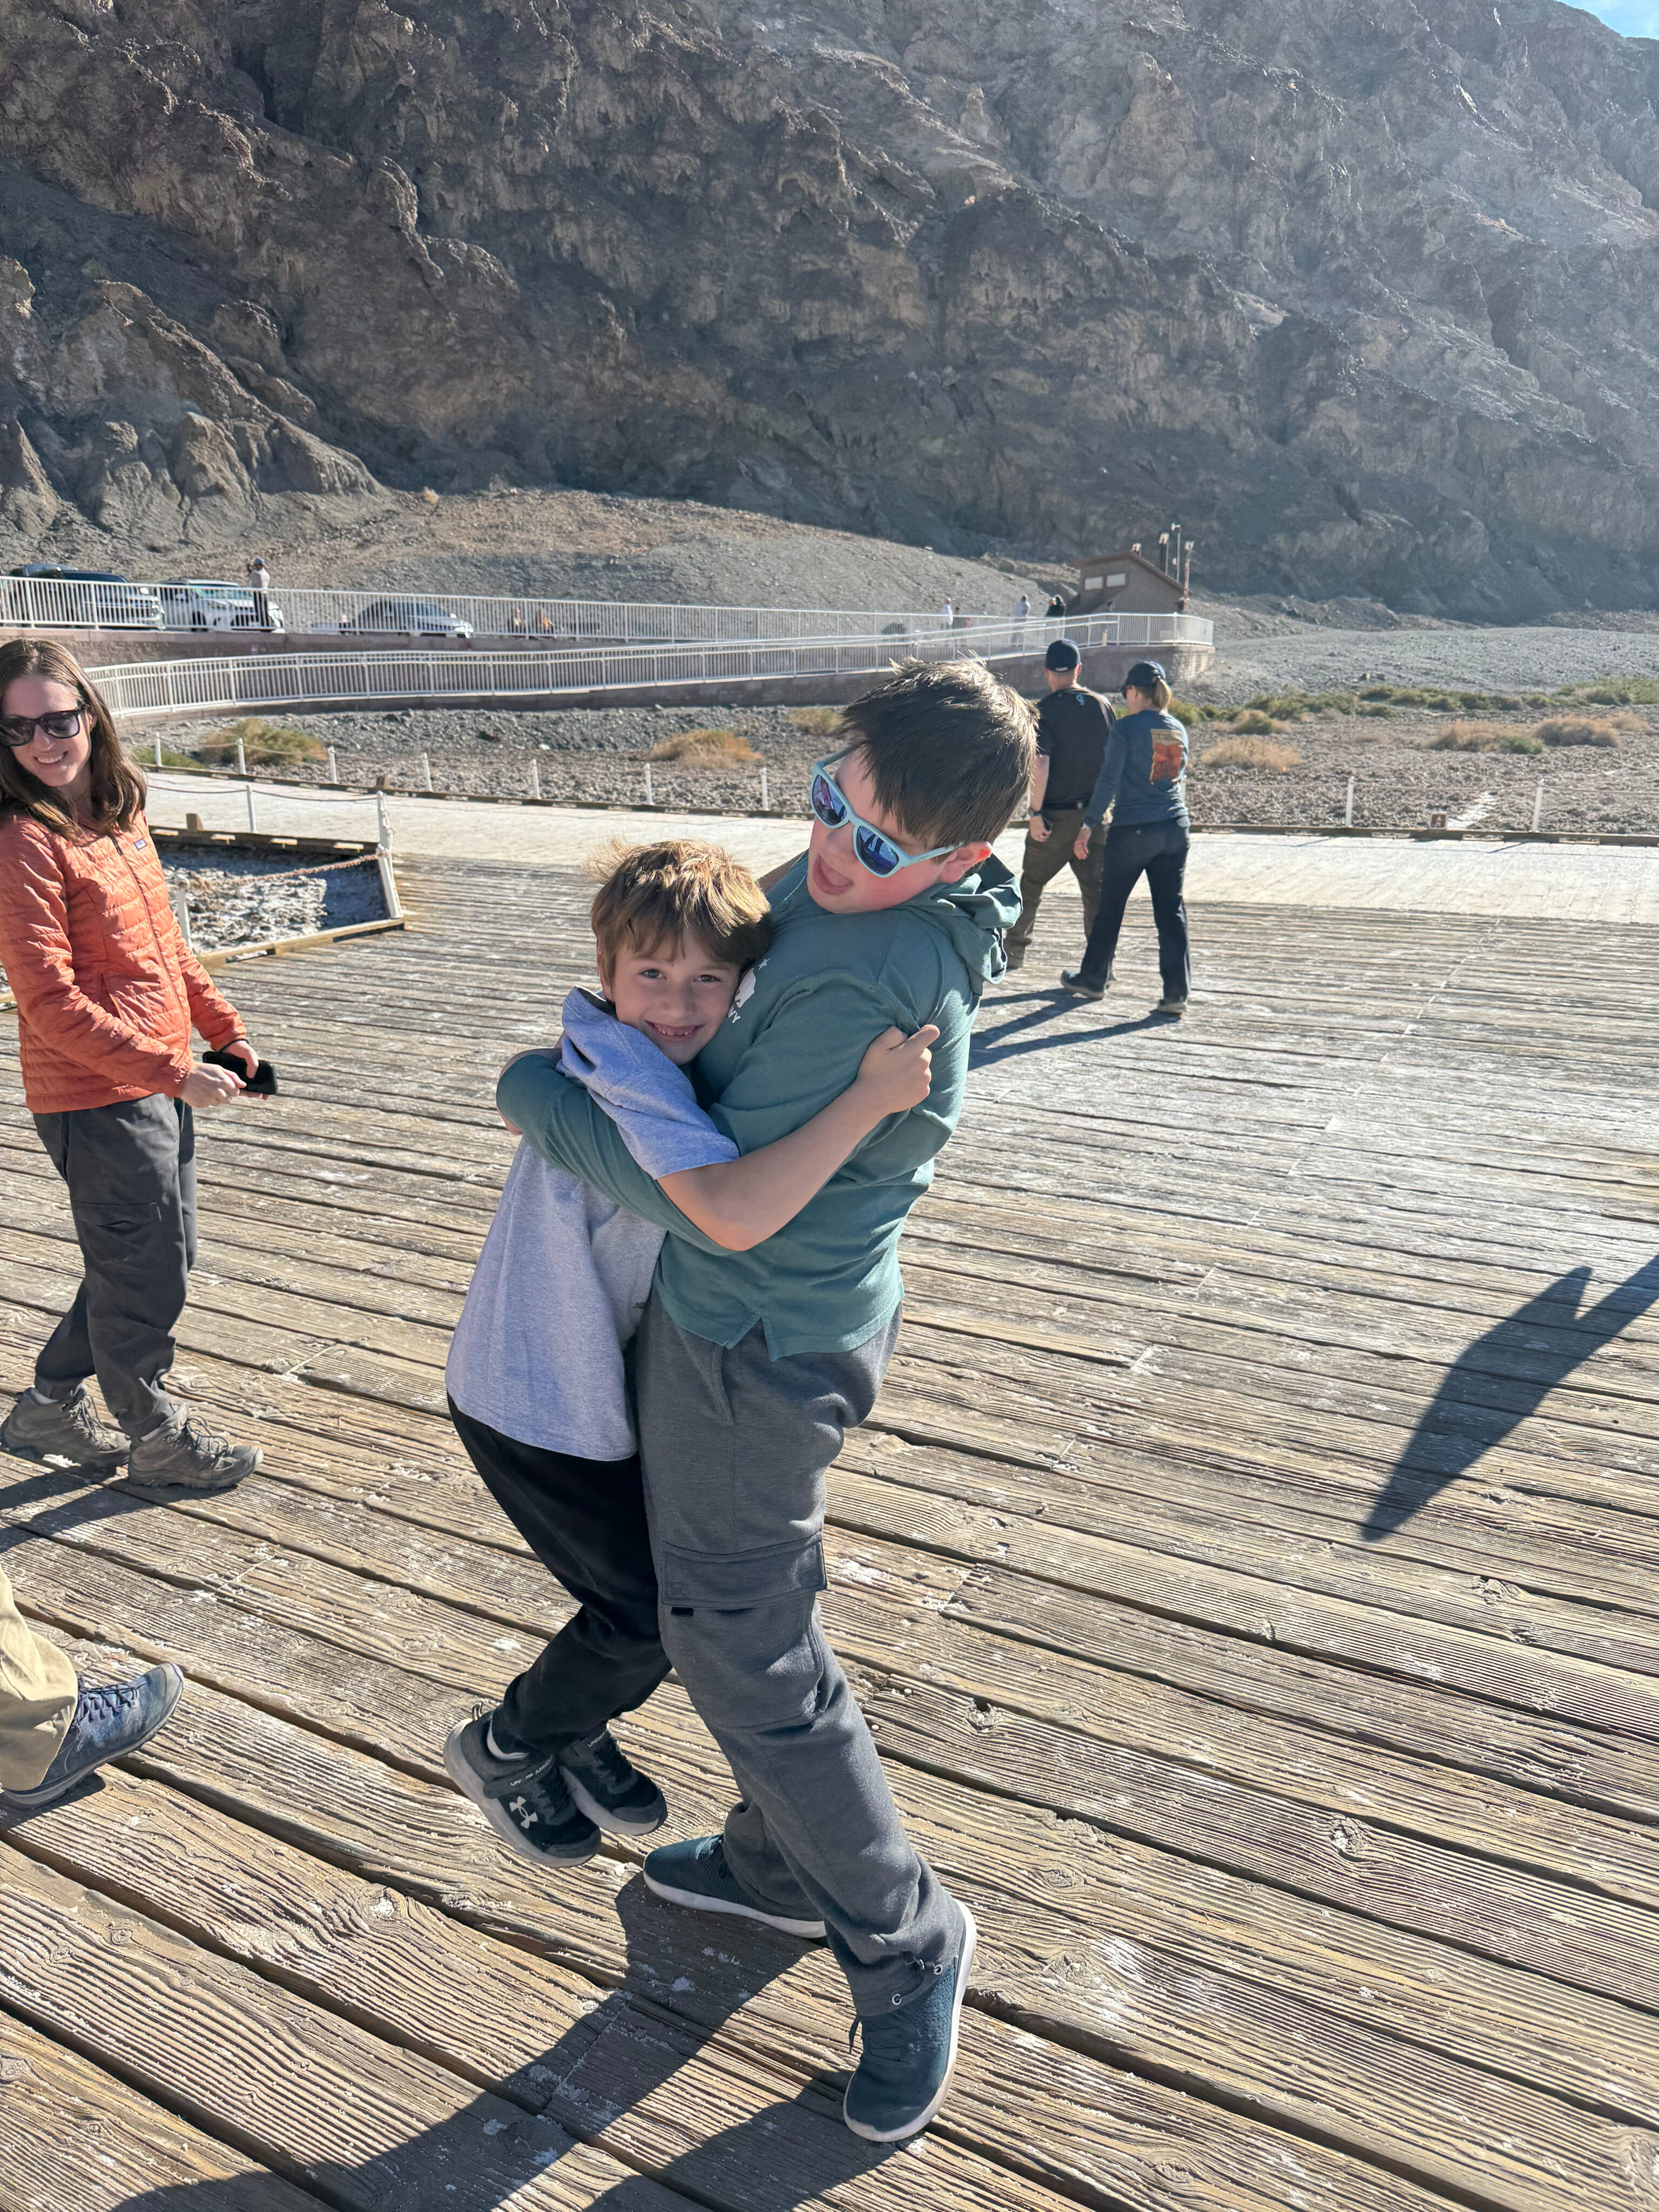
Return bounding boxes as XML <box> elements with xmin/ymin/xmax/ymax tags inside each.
<box><xmin>589</xmin><ymin>839</ymin><xmax>772</xmax><ymax>979</ymax></box>
<box><xmin>0</xmin><ymin>637</ymin><xmax>145</xmax><ymax>837</ymax></box>
<box><xmin>838</xmin><ymin>658</ymin><xmax>1035</xmax><ymax>849</ymax></box>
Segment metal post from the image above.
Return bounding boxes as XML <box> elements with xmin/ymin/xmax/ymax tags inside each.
<box><xmin>1532</xmin><ymin>780</ymin><xmax>1543</xmax><ymax>832</ymax></box>
<box><xmin>245</xmin><ymin>781</ymin><xmax>257</xmax><ymax>833</ymax></box>
<box><xmin>644</xmin><ymin>761</ymin><xmax>654</xmax><ymax>806</ymax></box>
<box><xmin>328</xmin><ymin>745</ymin><xmax>339</xmax><ymax>784</ymax></box>
<box><xmin>759</xmin><ymin>765</ymin><xmax>768</xmax><ymax>812</ymax></box>
<box><xmin>376</xmin><ymin>790</ymin><xmax>389</xmax><ymax>850</ymax></box>
<box><xmin>1345</xmin><ymin>775</ymin><xmax>1355</xmax><ymax>828</ymax></box>
<box><xmin>168</xmin><ymin>885</ymin><xmax>192</xmax><ymax>951</ymax></box>
<box><xmin>236</xmin><ymin>734</ymin><xmax>247</xmax><ymax>777</ymax></box>
<box><xmin>422</xmin><ymin>752</ymin><xmax>433</xmax><ymax>792</ymax></box>
<box><xmin>530</xmin><ymin>758</ymin><xmax>542</xmax><ymax>800</ymax></box>
<box><xmin>154</xmin><ymin>736</ymin><xmax>163</xmax><ymax>768</ymax></box>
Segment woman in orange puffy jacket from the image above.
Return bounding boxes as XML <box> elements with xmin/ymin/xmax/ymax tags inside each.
<box><xmin>0</xmin><ymin>638</ymin><xmax>265</xmax><ymax>1495</ymax></box>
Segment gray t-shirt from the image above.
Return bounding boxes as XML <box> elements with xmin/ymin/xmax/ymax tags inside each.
<box><xmin>445</xmin><ymin>987</ymin><xmax>737</xmax><ymax>1459</ymax></box>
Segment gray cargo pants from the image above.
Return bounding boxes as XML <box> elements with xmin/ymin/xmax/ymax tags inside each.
<box><xmin>31</xmin><ymin>1095</ymin><xmax>196</xmax><ymax>1440</ymax></box>
<box><xmin>635</xmin><ymin>1291</ymin><xmax>963</xmax><ymax>2017</ymax></box>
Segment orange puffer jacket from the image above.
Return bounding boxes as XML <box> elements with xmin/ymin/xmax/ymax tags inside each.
<box><xmin>0</xmin><ymin>808</ymin><xmax>245</xmax><ymax>1114</ymax></box>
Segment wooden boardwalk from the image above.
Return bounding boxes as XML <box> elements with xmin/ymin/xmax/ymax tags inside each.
<box><xmin>3</xmin><ymin>848</ymin><xmax>1658</xmax><ymax>2212</ymax></box>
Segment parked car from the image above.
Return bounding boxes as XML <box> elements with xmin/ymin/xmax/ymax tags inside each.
<box><xmin>158</xmin><ymin>578</ymin><xmax>286</xmax><ymax>633</ymax></box>
<box><xmin>4</xmin><ymin>565</ymin><xmax>165</xmax><ymax>630</ymax></box>
<box><xmin>336</xmin><ymin>597</ymin><xmax>474</xmax><ymax>641</ymax></box>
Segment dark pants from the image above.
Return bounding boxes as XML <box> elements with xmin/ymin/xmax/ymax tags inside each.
<box><xmin>1077</xmin><ymin>820</ymin><xmax>1191</xmax><ymax>1000</ymax></box>
<box><xmin>1006</xmin><ymin>805</ymin><xmax>1104</xmax><ymax>954</ymax></box>
<box><xmin>447</xmin><ymin>1399</ymin><xmax>671</xmax><ymax>1755</ymax></box>
<box><xmin>32</xmin><ymin>1095</ymin><xmax>196</xmax><ymax>1439</ymax></box>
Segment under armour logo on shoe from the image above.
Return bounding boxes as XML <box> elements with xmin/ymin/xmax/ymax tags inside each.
<box><xmin>509</xmin><ymin>1796</ymin><xmax>539</xmax><ymax>1826</ymax></box>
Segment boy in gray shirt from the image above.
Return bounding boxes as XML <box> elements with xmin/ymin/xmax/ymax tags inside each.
<box><xmin>444</xmin><ymin>839</ymin><xmax>934</xmax><ymax>1864</ymax></box>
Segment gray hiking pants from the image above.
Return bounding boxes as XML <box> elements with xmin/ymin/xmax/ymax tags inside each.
<box><xmin>31</xmin><ymin>1095</ymin><xmax>196</xmax><ymax>1439</ymax></box>
<box><xmin>634</xmin><ymin>1292</ymin><xmax>963</xmax><ymax>2017</ymax></box>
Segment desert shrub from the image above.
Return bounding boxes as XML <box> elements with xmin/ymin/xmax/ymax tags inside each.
<box><xmin>126</xmin><ymin>741</ymin><xmax>206</xmax><ymax>772</ymax></box>
<box><xmin>1200</xmin><ymin>737</ymin><xmax>1303</xmax><ymax>771</ymax></box>
<box><xmin>649</xmin><ymin>726</ymin><xmax>759</xmax><ymax>765</ymax></box>
<box><xmin>1356</xmin><ymin>702</ymin><xmax>1393</xmax><ymax>717</ymax></box>
<box><xmin>1570</xmin><ymin>677</ymin><xmax>1659</xmax><ymax>706</ymax></box>
<box><xmin>787</xmin><ymin>706</ymin><xmax>844</xmax><ymax>736</ymax></box>
<box><xmin>1230</xmin><ymin>710</ymin><xmax>1278</xmax><ymax>735</ymax></box>
<box><xmin>1532</xmin><ymin>714</ymin><xmax>1631</xmax><ymax>747</ymax></box>
<box><xmin>1424</xmin><ymin>720</ymin><xmax>1515</xmax><ymax>752</ymax></box>
<box><xmin>197</xmin><ymin>717</ymin><xmax>326</xmax><ymax>767</ymax></box>
<box><xmin>1168</xmin><ymin>696</ymin><xmax>1202</xmax><ymax>725</ymax></box>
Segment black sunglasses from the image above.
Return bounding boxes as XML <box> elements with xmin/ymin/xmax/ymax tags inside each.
<box><xmin>0</xmin><ymin>706</ymin><xmax>87</xmax><ymax>749</ymax></box>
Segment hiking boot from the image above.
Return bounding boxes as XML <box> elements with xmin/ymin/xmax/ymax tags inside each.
<box><xmin>125</xmin><ymin>1417</ymin><xmax>260</xmax><ymax>1497</ymax></box>
<box><xmin>0</xmin><ymin>1665</ymin><xmax>185</xmax><ymax>1810</ymax></box>
<box><xmin>1153</xmin><ymin>997</ymin><xmax>1188</xmax><ymax>1019</ymax></box>
<box><xmin>558</xmin><ymin>1726</ymin><xmax>667</xmax><ymax>1838</ymax></box>
<box><xmin>1</xmin><ymin>1387</ymin><xmax>127</xmax><ymax>1473</ymax></box>
<box><xmin>1059</xmin><ymin>970</ymin><xmax>1106</xmax><ymax>1000</ymax></box>
<box><xmin>643</xmin><ymin>1833</ymin><xmax>825</xmax><ymax>1939</ymax></box>
<box><xmin>843</xmin><ymin>1905</ymin><xmax>977</xmax><ymax>2143</ymax></box>
<box><xmin>444</xmin><ymin>1710</ymin><xmax>599</xmax><ymax>1866</ymax></box>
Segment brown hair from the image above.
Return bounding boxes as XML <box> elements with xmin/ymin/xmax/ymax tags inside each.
<box><xmin>0</xmin><ymin>638</ymin><xmax>145</xmax><ymax>837</ymax></box>
<box><xmin>1143</xmin><ymin>675</ymin><xmax>1174</xmax><ymax>713</ymax></box>
<box><xmin>839</xmin><ymin>658</ymin><xmax>1035</xmax><ymax>849</ymax></box>
<box><xmin>589</xmin><ymin>839</ymin><xmax>771</xmax><ymax>980</ymax></box>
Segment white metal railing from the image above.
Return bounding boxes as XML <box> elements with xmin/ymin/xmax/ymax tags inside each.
<box><xmin>87</xmin><ymin>614</ymin><xmax>1211</xmax><ymax>724</ymax></box>
<box><xmin>5</xmin><ymin>567</ymin><xmax>1211</xmax><ymax>651</ymax></box>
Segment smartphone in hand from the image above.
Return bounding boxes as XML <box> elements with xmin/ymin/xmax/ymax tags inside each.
<box><xmin>204</xmin><ymin>1048</ymin><xmax>279</xmax><ymax>1097</ymax></box>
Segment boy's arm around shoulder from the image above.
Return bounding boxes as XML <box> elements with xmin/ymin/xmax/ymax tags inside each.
<box><xmin>705</xmin><ymin>963</ymin><xmax>934</xmax><ymax>1156</ymax></box>
<box><xmin>496</xmin><ymin>1050</ymin><xmax>732</xmax><ymax>1255</ymax></box>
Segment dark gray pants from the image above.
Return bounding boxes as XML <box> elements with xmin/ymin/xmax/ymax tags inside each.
<box><xmin>32</xmin><ymin>1095</ymin><xmax>196</xmax><ymax>1440</ymax></box>
<box><xmin>635</xmin><ymin>1292</ymin><xmax>962</xmax><ymax>2017</ymax></box>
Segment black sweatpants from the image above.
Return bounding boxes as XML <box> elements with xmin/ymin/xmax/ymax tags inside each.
<box><xmin>32</xmin><ymin>1094</ymin><xmax>196</xmax><ymax>1439</ymax></box>
<box><xmin>1076</xmin><ymin>819</ymin><xmax>1191</xmax><ymax>1001</ymax></box>
<box><xmin>447</xmin><ymin>1399</ymin><xmax>670</xmax><ymax>1756</ymax></box>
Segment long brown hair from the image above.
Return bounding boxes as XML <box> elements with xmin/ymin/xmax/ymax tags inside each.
<box><xmin>0</xmin><ymin>637</ymin><xmax>146</xmax><ymax>837</ymax></box>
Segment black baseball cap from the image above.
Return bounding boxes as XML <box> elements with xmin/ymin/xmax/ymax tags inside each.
<box><xmin>1044</xmin><ymin>638</ymin><xmax>1081</xmax><ymax>671</ymax></box>
<box><xmin>1124</xmin><ymin>658</ymin><xmax>1168</xmax><ymax>693</ymax></box>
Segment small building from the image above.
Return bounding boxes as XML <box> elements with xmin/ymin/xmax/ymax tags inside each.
<box><xmin>1070</xmin><ymin>548</ymin><xmax>1189</xmax><ymax>617</ymax></box>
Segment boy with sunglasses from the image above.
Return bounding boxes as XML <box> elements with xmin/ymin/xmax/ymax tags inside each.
<box><xmin>501</xmin><ymin>659</ymin><xmax>1029</xmax><ymax>2144</ymax></box>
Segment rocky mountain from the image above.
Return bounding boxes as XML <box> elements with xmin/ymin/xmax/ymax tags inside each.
<box><xmin>1</xmin><ymin>0</ymin><xmax>1657</xmax><ymax>616</ymax></box>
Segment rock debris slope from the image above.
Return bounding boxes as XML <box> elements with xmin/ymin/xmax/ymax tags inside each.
<box><xmin>1</xmin><ymin>0</ymin><xmax>1657</xmax><ymax>616</ymax></box>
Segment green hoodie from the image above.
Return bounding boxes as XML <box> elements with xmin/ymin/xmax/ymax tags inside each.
<box><xmin>498</xmin><ymin>851</ymin><xmax>1020</xmax><ymax>1357</ymax></box>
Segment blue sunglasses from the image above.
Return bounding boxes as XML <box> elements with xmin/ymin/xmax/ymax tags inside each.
<box><xmin>809</xmin><ymin>755</ymin><xmax>959</xmax><ymax>878</ymax></box>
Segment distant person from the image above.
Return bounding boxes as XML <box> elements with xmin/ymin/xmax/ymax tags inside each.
<box><xmin>1015</xmin><ymin>594</ymin><xmax>1031</xmax><ymax>622</ymax></box>
<box><xmin>245</xmin><ymin>555</ymin><xmax>273</xmax><ymax>628</ymax></box>
<box><xmin>1046</xmin><ymin>594</ymin><xmax>1067</xmax><ymax>619</ymax></box>
<box><xmin>1004</xmin><ymin>638</ymin><xmax>1111</xmax><ymax>972</ymax></box>
<box><xmin>939</xmin><ymin>597</ymin><xmax>955</xmax><ymax>631</ymax></box>
<box><xmin>0</xmin><ymin>638</ymin><xmax>268</xmax><ymax>1494</ymax></box>
<box><xmin>1062</xmin><ymin>658</ymin><xmax>1189</xmax><ymax>1016</ymax></box>
<box><xmin>0</xmin><ymin>1562</ymin><xmax>184</xmax><ymax>1810</ymax></box>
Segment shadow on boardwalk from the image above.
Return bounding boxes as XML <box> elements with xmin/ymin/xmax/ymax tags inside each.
<box><xmin>1362</xmin><ymin>1255</ymin><xmax>1659</xmax><ymax>1541</ymax></box>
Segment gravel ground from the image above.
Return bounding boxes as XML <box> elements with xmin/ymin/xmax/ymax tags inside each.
<box><xmin>1189</xmin><ymin>624</ymin><xmax>1659</xmax><ymax>704</ymax></box>
<box><xmin>163</xmin><ymin>853</ymin><xmax>387</xmax><ymax>951</ymax></box>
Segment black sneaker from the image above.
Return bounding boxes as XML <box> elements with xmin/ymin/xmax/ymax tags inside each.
<box><xmin>1058</xmin><ymin>970</ymin><xmax>1107</xmax><ymax>1000</ymax></box>
<box><xmin>558</xmin><ymin>1727</ymin><xmax>667</xmax><ymax>1837</ymax></box>
<box><xmin>0</xmin><ymin>1665</ymin><xmax>184</xmax><ymax>1810</ymax></box>
<box><xmin>1</xmin><ymin>1388</ymin><xmax>127</xmax><ymax>1473</ymax></box>
<box><xmin>443</xmin><ymin>1710</ymin><xmax>599</xmax><ymax>1866</ymax></box>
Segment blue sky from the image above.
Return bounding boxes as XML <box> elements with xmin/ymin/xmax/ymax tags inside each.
<box><xmin>1578</xmin><ymin>0</ymin><xmax>1659</xmax><ymax>35</ymax></box>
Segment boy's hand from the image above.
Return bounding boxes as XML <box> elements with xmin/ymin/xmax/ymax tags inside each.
<box><xmin>854</xmin><ymin>1024</ymin><xmax>940</xmax><ymax>1116</ymax></box>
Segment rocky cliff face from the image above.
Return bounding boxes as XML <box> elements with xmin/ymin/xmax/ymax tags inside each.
<box><xmin>1</xmin><ymin>0</ymin><xmax>1657</xmax><ymax>615</ymax></box>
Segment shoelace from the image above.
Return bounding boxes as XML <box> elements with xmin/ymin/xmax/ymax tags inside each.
<box><xmin>76</xmin><ymin>1678</ymin><xmax>140</xmax><ymax>1724</ymax></box>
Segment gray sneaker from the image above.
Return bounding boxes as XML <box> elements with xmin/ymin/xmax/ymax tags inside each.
<box><xmin>843</xmin><ymin>1905</ymin><xmax>977</xmax><ymax>2143</ymax></box>
<box><xmin>0</xmin><ymin>1665</ymin><xmax>185</xmax><ymax>1810</ymax></box>
<box><xmin>125</xmin><ymin>1416</ymin><xmax>260</xmax><ymax>1496</ymax></box>
<box><xmin>1</xmin><ymin>1387</ymin><xmax>127</xmax><ymax>1473</ymax></box>
<box><xmin>643</xmin><ymin>1833</ymin><xmax>826</xmax><ymax>1938</ymax></box>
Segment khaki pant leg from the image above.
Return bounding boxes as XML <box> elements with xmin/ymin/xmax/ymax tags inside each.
<box><xmin>0</xmin><ymin>1562</ymin><xmax>77</xmax><ymax>1792</ymax></box>
<box><xmin>1008</xmin><ymin>818</ymin><xmax>1083</xmax><ymax>951</ymax></box>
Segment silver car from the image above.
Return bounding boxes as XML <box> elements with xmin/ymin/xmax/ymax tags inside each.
<box><xmin>159</xmin><ymin>578</ymin><xmax>286</xmax><ymax>633</ymax></box>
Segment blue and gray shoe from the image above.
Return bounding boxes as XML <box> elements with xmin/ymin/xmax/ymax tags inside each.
<box><xmin>0</xmin><ymin>1665</ymin><xmax>184</xmax><ymax>1810</ymax></box>
<box><xmin>443</xmin><ymin>1710</ymin><xmax>599</xmax><ymax>1866</ymax></box>
<box><xmin>558</xmin><ymin>1727</ymin><xmax>667</xmax><ymax>1837</ymax></box>
<box><xmin>843</xmin><ymin>1904</ymin><xmax>978</xmax><ymax>2142</ymax></box>
<box><xmin>643</xmin><ymin>1833</ymin><xmax>826</xmax><ymax>1939</ymax></box>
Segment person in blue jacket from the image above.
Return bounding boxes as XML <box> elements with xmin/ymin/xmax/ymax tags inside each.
<box><xmin>1061</xmin><ymin>658</ymin><xmax>1190</xmax><ymax>1015</ymax></box>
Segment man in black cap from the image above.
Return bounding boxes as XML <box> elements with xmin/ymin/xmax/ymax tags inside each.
<box><xmin>1004</xmin><ymin>638</ymin><xmax>1112</xmax><ymax>972</ymax></box>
